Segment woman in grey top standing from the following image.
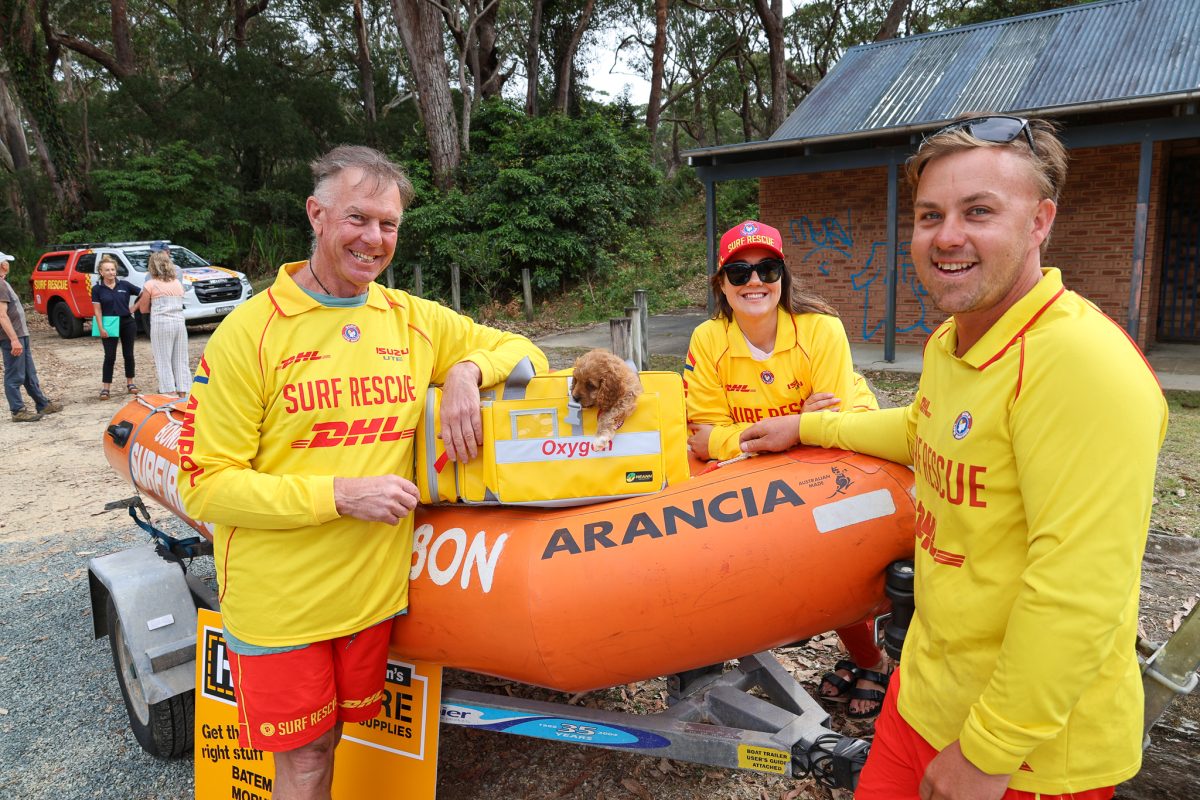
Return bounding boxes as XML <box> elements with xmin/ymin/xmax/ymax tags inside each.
<box><xmin>133</xmin><ymin>244</ymin><xmax>190</xmax><ymax>398</ymax></box>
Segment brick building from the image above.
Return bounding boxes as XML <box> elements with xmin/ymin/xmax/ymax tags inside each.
<box><xmin>685</xmin><ymin>0</ymin><xmax>1200</xmax><ymax>357</ymax></box>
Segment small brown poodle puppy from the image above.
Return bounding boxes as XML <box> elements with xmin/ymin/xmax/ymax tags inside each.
<box><xmin>571</xmin><ymin>349</ymin><xmax>642</xmax><ymax>449</ymax></box>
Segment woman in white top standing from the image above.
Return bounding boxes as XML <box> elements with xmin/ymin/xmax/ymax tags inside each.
<box><xmin>134</xmin><ymin>243</ymin><xmax>191</xmax><ymax>398</ymax></box>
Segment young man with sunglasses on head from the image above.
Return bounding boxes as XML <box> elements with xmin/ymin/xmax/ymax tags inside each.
<box><xmin>741</xmin><ymin>116</ymin><xmax>1167</xmax><ymax>799</ymax></box>
<box><xmin>684</xmin><ymin>220</ymin><xmax>888</xmax><ymax>718</ymax></box>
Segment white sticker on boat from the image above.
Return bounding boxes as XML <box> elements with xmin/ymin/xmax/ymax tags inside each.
<box><xmin>812</xmin><ymin>489</ymin><xmax>896</xmax><ymax>533</ymax></box>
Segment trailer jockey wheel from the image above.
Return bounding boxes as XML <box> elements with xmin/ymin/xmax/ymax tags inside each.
<box><xmin>106</xmin><ymin>596</ymin><xmax>194</xmax><ymax>758</ymax></box>
<box><xmin>883</xmin><ymin>560</ymin><xmax>915</xmax><ymax>661</ymax></box>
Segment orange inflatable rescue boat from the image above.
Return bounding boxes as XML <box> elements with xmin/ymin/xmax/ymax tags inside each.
<box><xmin>104</xmin><ymin>395</ymin><xmax>916</xmax><ymax>693</ymax></box>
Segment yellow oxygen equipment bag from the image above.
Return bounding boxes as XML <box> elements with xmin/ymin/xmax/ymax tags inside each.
<box><xmin>415</xmin><ymin>357</ymin><xmax>689</xmax><ymax>506</ymax></box>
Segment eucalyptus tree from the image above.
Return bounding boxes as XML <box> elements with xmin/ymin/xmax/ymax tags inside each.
<box><xmin>392</xmin><ymin>0</ymin><xmax>460</xmax><ymax>190</ymax></box>
<box><xmin>0</xmin><ymin>0</ymin><xmax>86</xmax><ymax>216</ymax></box>
<box><xmin>543</xmin><ymin>0</ymin><xmax>599</xmax><ymax>114</ymax></box>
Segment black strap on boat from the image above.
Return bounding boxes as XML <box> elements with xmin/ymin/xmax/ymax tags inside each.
<box><xmin>125</xmin><ymin>498</ymin><xmax>210</xmax><ymax>562</ymax></box>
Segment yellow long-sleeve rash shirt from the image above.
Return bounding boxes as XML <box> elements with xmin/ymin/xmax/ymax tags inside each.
<box><xmin>178</xmin><ymin>262</ymin><xmax>548</xmax><ymax>647</ymax></box>
<box><xmin>685</xmin><ymin>308</ymin><xmax>878</xmax><ymax>461</ymax></box>
<box><xmin>799</xmin><ymin>269</ymin><xmax>1168</xmax><ymax>793</ymax></box>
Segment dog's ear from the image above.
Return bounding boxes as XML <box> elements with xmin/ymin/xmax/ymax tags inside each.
<box><xmin>594</xmin><ymin>368</ymin><xmax>624</xmax><ymax>412</ymax></box>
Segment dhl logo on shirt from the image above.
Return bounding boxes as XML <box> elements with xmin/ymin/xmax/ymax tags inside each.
<box><xmin>276</xmin><ymin>350</ymin><xmax>329</xmax><ymax>370</ymax></box>
<box><xmin>914</xmin><ymin>501</ymin><xmax>965</xmax><ymax>567</ymax></box>
<box><xmin>291</xmin><ymin>417</ymin><xmax>416</xmax><ymax>449</ymax></box>
<box><xmin>725</xmin><ymin>384</ymin><xmax>753</xmax><ymax>393</ymax></box>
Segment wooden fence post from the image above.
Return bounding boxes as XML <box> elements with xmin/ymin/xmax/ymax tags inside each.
<box><xmin>625</xmin><ymin>306</ymin><xmax>643</xmax><ymax>370</ymax></box>
<box><xmin>634</xmin><ymin>289</ymin><xmax>649</xmax><ymax>369</ymax></box>
<box><xmin>385</xmin><ymin>263</ymin><xmax>395</xmax><ymax>289</ymax></box>
<box><xmin>522</xmin><ymin>267</ymin><xmax>534</xmax><ymax>322</ymax></box>
<box><xmin>610</xmin><ymin>318</ymin><xmax>633</xmax><ymax>362</ymax></box>
<box><xmin>450</xmin><ymin>263</ymin><xmax>461</xmax><ymax>312</ymax></box>
<box><xmin>413</xmin><ymin>264</ymin><xmax>423</xmax><ymax>297</ymax></box>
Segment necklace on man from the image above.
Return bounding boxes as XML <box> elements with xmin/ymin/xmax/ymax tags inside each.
<box><xmin>308</xmin><ymin>262</ymin><xmax>333</xmax><ymax>295</ymax></box>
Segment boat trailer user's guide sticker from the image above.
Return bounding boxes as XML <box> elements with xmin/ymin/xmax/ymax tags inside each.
<box><xmin>737</xmin><ymin>744</ymin><xmax>789</xmax><ymax>774</ymax></box>
<box><xmin>194</xmin><ymin>608</ymin><xmax>442</xmax><ymax>798</ymax></box>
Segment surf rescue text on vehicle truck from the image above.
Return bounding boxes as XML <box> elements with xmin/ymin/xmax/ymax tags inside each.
<box><xmin>30</xmin><ymin>241</ymin><xmax>253</xmax><ymax>338</ymax></box>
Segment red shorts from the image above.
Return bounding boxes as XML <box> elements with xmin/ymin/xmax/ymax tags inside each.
<box><xmin>228</xmin><ymin>618</ymin><xmax>394</xmax><ymax>752</ymax></box>
<box><xmin>856</xmin><ymin>671</ymin><xmax>1115</xmax><ymax>800</ymax></box>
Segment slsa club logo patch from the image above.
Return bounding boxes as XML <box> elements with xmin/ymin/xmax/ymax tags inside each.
<box><xmin>342</xmin><ymin>324</ymin><xmax>361</xmax><ymax>343</ymax></box>
<box><xmin>760</xmin><ymin>370</ymin><xmax>774</xmax><ymax>385</ymax></box>
<box><xmin>952</xmin><ymin>411</ymin><xmax>973</xmax><ymax>440</ymax></box>
<box><xmin>741</xmin><ymin>222</ymin><xmax>759</xmax><ymax>235</ymax></box>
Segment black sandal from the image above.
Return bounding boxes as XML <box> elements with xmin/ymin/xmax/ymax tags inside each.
<box><xmin>819</xmin><ymin>659</ymin><xmax>859</xmax><ymax>703</ymax></box>
<box><xmin>847</xmin><ymin>665</ymin><xmax>892</xmax><ymax>719</ymax></box>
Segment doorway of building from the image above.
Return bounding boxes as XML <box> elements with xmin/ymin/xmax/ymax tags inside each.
<box><xmin>1158</xmin><ymin>151</ymin><xmax>1200</xmax><ymax>343</ymax></box>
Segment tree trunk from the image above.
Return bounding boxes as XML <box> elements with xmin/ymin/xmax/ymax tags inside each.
<box><xmin>0</xmin><ymin>71</ymin><xmax>48</xmax><ymax>241</ymax></box>
<box><xmin>233</xmin><ymin>0</ymin><xmax>270</xmax><ymax>52</ymax></box>
<box><xmin>110</xmin><ymin>0</ymin><xmax>134</xmax><ymax>72</ymax></box>
<box><xmin>471</xmin><ymin>0</ymin><xmax>505</xmax><ymax>98</ymax></box>
<box><xmin>554</xmin><ymin>0</ymin><xmax>595</xmax><ymax>113</ymax></box>
<box><xmin>353</xmin><ymin>0</ymin><xmax>378</xmax><ymax>134</ymax></box>
<box><xmin>753</xmin><ymin>0</ymin><xmax>787</xmax><ymax>133</ymax></box>
<box><xmin>646</xmin><ymin>0</ymin><xmax>668</xmax><ymax>137</ymax></box>
<box><xmin>392</xmin><ymin>0</ymin><xmax>461</xmax><ymax>191</ymax></box>
<box><xmin>0</xmin><ymin>0</ymin><xmax>84</xmax><ymax>216</ymax></box>
<box><xmin>524</xmin><ymin>0</ymin><xmax>543</xmax><ymax>116</ymax></box>
<box><xmin>874</xmin><ymin>0</ymin><xmax>910</xmax><ymax>42</ymax></box>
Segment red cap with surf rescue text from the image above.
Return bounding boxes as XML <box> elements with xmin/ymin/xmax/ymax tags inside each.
<box><xmin>718</xmin><ymin>221</ymin><xmax>785</xmax><ymax>267</ymax></box>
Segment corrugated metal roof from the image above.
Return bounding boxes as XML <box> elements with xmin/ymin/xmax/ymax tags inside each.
<box><xmin>770</xmin><ymin>0</ymin><xmax>1200</xmax><ymax>142</ymax></box>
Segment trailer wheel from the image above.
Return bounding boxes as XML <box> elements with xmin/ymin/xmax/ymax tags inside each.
<box><xmin>50</xmin><ymin>301</ymin><xmax>83</xmax><ymax>338</ymax></box>
<box><xmin>107</xmin><ymin>596</ymin><xmax>194</xmax><ymax>758</ymax></box>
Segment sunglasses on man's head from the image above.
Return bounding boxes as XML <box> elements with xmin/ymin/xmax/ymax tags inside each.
<box><xmin>924</xmin><ymin>115</ymin><xmax>1038</xmax><ymax>156</ymax></box>
<box><xmin>721</xmin><ymin>258</ymin><xmax>785</xmax><ymax>286</ymax></box>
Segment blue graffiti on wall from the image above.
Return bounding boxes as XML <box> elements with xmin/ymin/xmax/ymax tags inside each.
<box><xmin>789</xmin><ymin>212</ymin><xmax>854</xmax><ymax>276</ymax></box>
<box><xmin>788</xmin><ymin>210</ymin><xmax>932</xmax><ymax>340</ymax></box>
<box><xmin>851</xmin><ymin>240</ymin><xmax>931</xmax><ymax>340</ymax></box>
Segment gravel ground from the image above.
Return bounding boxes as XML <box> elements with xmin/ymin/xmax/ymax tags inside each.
<box><xmin>1</xmin><ymin>321</ymin><xmax>1196</xmax><ymax>800</ymax></box>
<box><xmin>0</xmin><ymin>520</ymin><xmax>197</xmax><ymax>799</ymax></box>
<box><xmin>0</xmin><ymin>512</ymin><xmax>854</xmax><ymax>800</ymax></box>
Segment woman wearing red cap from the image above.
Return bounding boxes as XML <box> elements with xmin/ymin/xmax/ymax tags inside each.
<box><xmin>685</xmin><ymin>219</ymin><xmax>890</xmax><ymax>718</ymax></box>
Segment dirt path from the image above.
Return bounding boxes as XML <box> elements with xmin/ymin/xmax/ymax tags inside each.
<box><xmin>0</xmin><ymin>317</ymin><xmax>217</xmax><ymax>543</ymax></box>
<box><xmin>1</xmin><ymin>316</ymin><xmax>1196</xmax><ymax>799</ymax></box>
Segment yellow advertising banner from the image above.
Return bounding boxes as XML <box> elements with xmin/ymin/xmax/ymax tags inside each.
<box><xmin>194</xmin><ymin>608</ymin><xmax>441</xmax><ymax>799</ymax></box>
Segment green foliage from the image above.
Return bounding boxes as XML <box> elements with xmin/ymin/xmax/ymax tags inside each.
<box><xmin>714</xmin><ymin>178</ymin><xmax>760</xmax><ymax>227</ymax></box>
<box><xmin>66</xmin><ymin>142</ymin><xmax>239</xmax><ymax>260</ymax></box>
<box><xmin>397</xmin><ymin>100</ymin><xmax>662</xmax><ymax>308</ymax></box>
<box><xmin>935</xmin><ymin>0</ymin><xmax>1096</xmax><ymax>29</ymax></box>
<box><xmin>1154</xmin><ymin>390</ymin><xmax>1200</xmax><ymax>536</ymax></box>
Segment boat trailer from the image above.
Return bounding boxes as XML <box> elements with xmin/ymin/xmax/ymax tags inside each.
<box><xmin>88</xmin><ymin>498</ymin><xmax>917</xmax><ymax>790</ymax></box>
